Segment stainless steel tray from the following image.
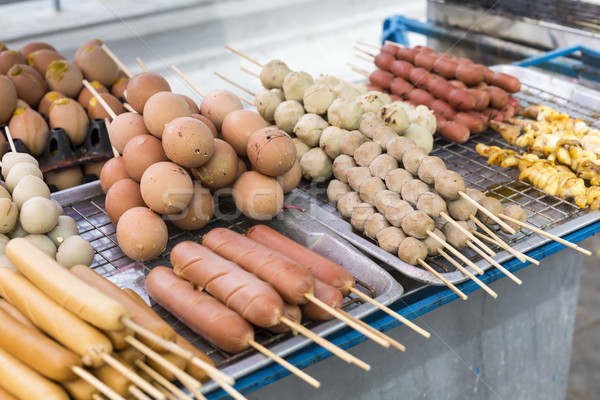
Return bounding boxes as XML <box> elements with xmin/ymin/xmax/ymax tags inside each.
<box><xmin>293</xmin><ymin>65</ymin><xmax>600</xmax><ymax>285</ymax></box>
<box><xmin>52</xmin><ymin>181</ymin><xmax>403</xmax><ymax>388</ymax></box>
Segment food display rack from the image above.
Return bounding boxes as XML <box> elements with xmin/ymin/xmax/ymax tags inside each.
<box><xmin>48</xmin><ymin>64</ymin><xmax>600</xmax><ymax>399</ymax></box>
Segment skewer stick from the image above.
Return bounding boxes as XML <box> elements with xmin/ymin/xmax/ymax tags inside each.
<box><xmin>437</xmin><ymin>249</ymin><xmax>498</xmax><ymax>298</ymax></box>
<box><xmin>92</xmin><ymin>394</ymin><xmax>104</xmax><ymax>400</ymax></box>
<box><xmin>136</xmin><ymin>57</ymin><xmax>148</xmax><ymax>72</ymax></box>
<box><xmin>121</xmin><ymin>318</ymin><xmax>234</xmax><ymax>385</ymax></box>
<box><xmin>224</xmin><ymin>46</ymin><xmax>264</xmax><ymax>68</ymax></box>
<box><xmin>248</xmin><ymin>340</ymin><xmax>320</xmax><ymax>388</ymax></box>
<box><xmin>104</xmin><ymin>118</ymin><xmax>120</xmax><ymax>158</ymax></box>
<box><xmin>213</xmin><ymin>72</ymin><xmax>256</xmax><ymax>96</ymax></box>
<box><xmin>426</xmin><ymin>230</ymin><xmax>485</xmax><ymax>275</ymax></box>
<box><xmin>335</xmin><ymin>307</ymin><xmax>406</xmax><ymax>351</ymax></box>
<box><xmin>72</xmin><ymin>365</ymin><xmax>126</xmax><ymax>400</ymax></box>
<box><xmin>123</xmin><ymin>103</ymin><xmax>137</xmax><ymax>113</ymax></box>
<box><xmin>239</xmin><ymin>95</ymin><xmax>254</xmax><ymax>106</ymax></box>
<box><xmin>279</xmin><ymin>316</ymin><xmax>370</xmax><ymax>371</ymax></box>
<box><xmin>355</xmin><ymin>54</ymin><xmax>375</xmax><ymax>63</ymax></box>
<box><xmin>440</xmin><ymin>212</ymin><xmax>496</xmax><ymax>257</ymax></box>
<box><xmin>499</xmin><ymin>214</ymin><xmax>592</xmax><ymax>256</ymax></box>
<box><xmin>83</xmin><ymin>80</ymin><xmax>118</xmax><ymax>120</ymax></box>
<box><xmin>206</xmin><ymin>372</ymin><xmax>248</xmax><ymax>400</ymax></box>
<box><xmin>356</xmin><ymin>40</ymin><xmax>381</xmax><ymax>50</ymax></box>
<box><xmin>304</xmin><ymin>293</ymin><xmax>389</xmax><ymax>348</ymax></box>
<box><xmin>154</xmin><ymin>385</ymin><xmax>178</xmax><ymax>400</ymax></box>
<box><xmin>469</xmin><ymin>215</ymin><xmax>537</xmax><ymax>264</ymax></box>
<box><xmin>458</xmin><ymin>192</ymin><xmax>517</xmax><ymax>235</ymax></box>
<box><xmin>4</xmin><ymin>127</ymin><xmax>16</xmax><ymax>153</ymax></box>
<box><xmin>129</xmin><ymin>385</ymin><xmax>152</xmax><ymax>400</ymax></box>
<box><xmin>101</xmin><ymin>44</ymin><xmax>134</xmax><ymax>78</ymax></box>
<box><xmin>137</xmin><ymin>362</ymin><xmax>194</xmax><ymax>400</ymax></box>
<box><xmin>353</xmin><ymin>46</ymin><xmax>376</xmax><ymax>58</ymax></box>
<box><xmin>347</xmin><ymin>63</ymin><xmax>370</xmax><ymax>78</ymax></box>
<box><xmin>466</xmin><ymin>241</ymin><xmax>522</xmax><ymax>285</ymax></box>
<box><xmin>347</xmin><ymin>287</ymin><xmax>430</xmax><ymax>339</ymax></box>
<box><xmin>170</xmin><ymin>65</ymin><xmax>206</xmax><ymax>97</ymax></box>
<box><xmin>240</xmin><ymin>67</ymin><xmax>260</xmax><ymax>79</ymax></box>
<box><xmin>417</xmin><ymin>259</ymin><xmax>468</xmax><ymax>300</ymax></box>
<box><xmin>384</xmin><ymin>40</ymin><xmax>405</xmax><ymax>48</ymax></box>
<box><xmin>100</xmin><ymin>353</ymin><xmax>165</xmax><ymax>400</ymax></box>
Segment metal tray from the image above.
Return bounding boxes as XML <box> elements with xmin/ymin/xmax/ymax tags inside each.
<box><xmin>52</xmin><ymin>181</ymin><xmax>403</xmax><ymax>388</ymax></box>
<box><xmin>294</xmin><ymin>65</ymin><xmax>600</xmax><ymax>285</ymax></box>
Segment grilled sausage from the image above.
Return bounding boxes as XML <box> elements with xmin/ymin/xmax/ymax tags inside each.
<box><xmin>300</xmin><ymin>279</ymin><xmax>344</xmax><ymax>321</ymax></box>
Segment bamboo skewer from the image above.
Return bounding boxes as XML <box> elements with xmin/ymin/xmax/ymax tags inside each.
<box><xmin>437</xmin><ymin>249</ymin><xmax>498</xmax><ymax>298</ymax></box>
<box><xmin>72</xmin><ymin>365</ymin><xmax>126</xmax><ymax>400</ymax></box>
<box><xmin>426</xmin><ymin>230</ymin><xmax>485</xmax><ymax>275</ymax></box>
<box><xmin>83</xmin><ymin>80</ymin><xmax>118</xmax><ymax>120</ymax></box>
<box><xmin>129</xmin><ymin>385</ymin><xmax>152</xmax><ymax>400</ymax></box>
<box><xmin>213</xmin><ymin>72</ymin><xmax>256</xmax><ymax>96</ymax></box>
<box><xmin>384</xmin><ymin>40</ymin><xmax>405</xmax><ymax>48</ymax></box>
<box><xmin>224</xmin><ymin>46</ymin><xmax>264</xmax><ymax>68</ymax></box>
<box><xmin>355</xmin><ymin>54</ymin><xmax>375</xmax><ymax>63</ymax></box>
<box><xmin>458</xmin><ymin>192</ymin><xmax>517</xmax><ymax>235</ymax></box>
<box><xmin>136</xmin><ymin>57</ymin><xmax>148</xmax><ymax>72</ymax></box>
<box><xmin>170</xmin><ymin>65</ymin><xmax>206</xmax><ymax>97</ymax></box>
<box><xmin>279</xmin><ymin>316</ymin><xmax>370</xmax><ymax>371</ymax></box>
<box><xmin>155</xmin><ymin>385</ymin><xmax>178</xmax><ymax>400</ymax></box>
<box><xmin>439</xmin><ymin>212</ymin><xmax>496</xmax><ymax>257</ymax></box>
<box><xmin>335</xmin><ymin>307</ymin><xmax>406</xmax><ymax>352</ymax></box>
<box><xmin>137</xmin><ymin>362</ymin><xmax>194</xmax><ymax>400</ymax></box>
<box><xmin>101</xmin><ymin>44</ymin><xmax>134</xmax><ymax>79</ymax></box>
<box><xmin>4</xmin><ymin>127</ymin><xmax>16</xmax><ymax>153</ymax></box>
<box><xmin>304</xmin><ymin>293</ymin><xmax>389</xmax><ymax>348</ymax></box>
<box><xmin>100</xmin><ymin>353</ymin><xmax>165</xmax><ymax>400</ymax></box>
<box><xmin>123</xmin><ymin>103</ymin><xmax>137</xmax><ymax>113</ymax></box>
<box><xmin>240</xmin><ymin>67</ymin><xmax>260</xmax><ymax>78</ymax></box>
<box><xmin>466</xmin><ymin>241</ymin><xmax>522</xmax><ymax>285</ymax></box>
<box><xmin>347</xmin><ymin>287</ymin><xmax>430</xmax><ymax>339</ymax></box>
<box><xmin>347</xmin><ymin>63</ymin><xmax>369</xmax><ymax>78</ymax></box>
<box><xmin>239</xmin><ymin>95</ymin><xmax>254</xmax><ymax>106</ymax></box>
<box><xmin>499</xmin><ymin>214</ymin><xmax>592</xmax><ymax>256</ymax></box>
<box><xmin>248</xmin><ymin>340</ymin><xmax>321</xmax><ymax>388</ymax></box>
<box><xmin>356</xmin><ymin>40</ymin><xmax>381</xmax><ymax>50</ymax></box>
<box><xmin>104</xmin><ymin>118</ymin><xmax>120</xmax><ymax>158</ymax></box>
<box><xmin>353</xmin><ymin>46</ymin><xmax>376</xmax><ymax>58</ymax></box>
<box><xmin>417</xmin><ymin>259</ymin><xmax>468</xmax><ymax>300</ymax></box>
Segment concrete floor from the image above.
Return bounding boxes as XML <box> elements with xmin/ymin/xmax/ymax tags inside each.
<box><xmin>566</xmin><ymin>233</ymin><xmax>600</xmax><ymax>400</ymax></box>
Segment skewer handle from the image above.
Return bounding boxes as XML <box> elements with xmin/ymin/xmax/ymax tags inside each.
<box><xmin>335</xmin><ymin>307</ymin><xmax>406</xmax><ymax>352</ymax></box>
<box><xmin>101</xmin><ymin>44</ymin><xmax>134</xmax><ymax>79</ymax></box>
<box><xmin>426</xmin><ymin>230</ymin><xmax>484</xmax><ymax>275</ymax></box>
<box><xmin>170</xmin><ymin>65</ymin><xmax>206</xmax><ymax>97</ymax></box>
<box><xmin>72</xmin><ymin>365</ymin><xmax>126</xmax><ymax>400</ymax></box>
<box><xmin>437</xmin><ymin>249</ymin><xmax>498</xmax><ymax>299</ymax></box>
<box><xmin>466</xmin><ymin>241</ymin><xmax>523</xmax><ymax>285</ymax></box>
<box><xmin>136</xmin><ymin>57</ymin><xmax>148</xmax><ymax>72</ymax></box>
<box><xmin>4</xmin><ymin>127</ymin><xmax>16</xmax><ymax>153</ymax></box>
<box><xmin>417</xmin><ymin>259</ymin><xmax>468</xmax><ymax>300</ymax></box>
<box><xmin>213</xmin><ymin>72</ymin><xmax>256</xmax><ymax>96</ymax></box>
<box><xmin>100</xmin><ymin>353</ymin><xmax>165</xmax><ymax>400</ymax></box>
<box><xmin>469</xmin><ymin>215</ymin><xmax>535</xmax><ymax>265</ymax></box>
<box><xmin>83</xmin><ymin>80</ymin><xmax>118</xmax><ymax>120</ymax></box>
<box><xmin>224</xmin><ymin>45</ymin><xmax>264</xmax><ymax>68</ymax></box>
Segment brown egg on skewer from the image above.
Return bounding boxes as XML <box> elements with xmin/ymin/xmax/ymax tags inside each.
<box><xmin>73</xmin><ymin>39</ymin><xmax>103</xmax><ymax>65</ymax></box>
<box><xmin>179</xmin><ymin>94</ymin><xmax>200</xmax><ymax>114</ymax></box>
<box><xmin>105</xmin><ymin>178</ymin><xmax>145</xmax><ymax>224</ymax></box>
<box><xmin>162</xmin><ymin>116</ymin><xmax>214</xmax><ymax>168</ymax></box>
<box><xmin>87</xmin><ymin>93</ymin><xmax>124</xmax><ymax>120</ymax></box>
<box><xmin>45</xmin><ymin>60</ymin><xmax>84</xmax><ymax>98</ymax></box>
<box><xmin>37</xmin><ymin>91</ymin><xmax>66</xmax><ymax>116</ymax></box>
<box><xmin>143</xmin><ymin>92</ymin><xmax>191</xmax><ymax>138</ymax></box>
<box><xmin>0</xmin><ymin>50</ymin><xmax>26</xmax><ymax>74</ymax></box>
<box><xmin>74</xmin><ymin>45</ymin><xmax>119</xmax><ymax>87</ymax></box>
<box><xmin>77</xmin><ymin>80</ymin><xmax>108</xmax><ymax>109</ymax></box>
<box><xmin>0</xmin><ymin>75</ymin><xmax>17</xmax><ymax>124</ymax></box>
<box><xmin>108</xmin><ymin>112</ymin><xmax>149</xmax><ymax>154</ymax></box>
<box><xmin>221</xmin><ymin>109</ymin><xmax>268</xmax><ymax>156</ymax></box>
<box><xmin>7</xmin><ymin>107</ymin><xmax>50</xmax><ymax>156</ymax></box>
<box><xmin>28</xmin><ymin>49</ymin><xmax>65</xmax><ymax>76</ymax></box>
<box><xmin>19</xmin><ymin>42</ymin><xmax>56</xmax><ymax>58</ymax></box>
<box><xmin>140</xmin><ymin>161</ymin><xmax>193</xmax><ymax>215</ymax></box>
<box><xmin>99</xmin><ymin>156</ymin><xmax>129</xmax><ymax>193</ymax></box>
<box><xmin>167</xmin><ymin>181</ymin><xmax>214</xmax><ymax>231</ymax></box>
<box><xmin>110</xmin><ymin>77</ymin><xmax>128</xmax><ymax>100</ymax></box>
<box><xmin>200</xmin><ymin>89</ymin><xmax>243</xmax><ymax>130</ymax></box>
<box><xmin>191</xmin><ymin>114</ymin><xmax>218</xmax><ymax>138</ymax></box>
<box><xmin>122</xmin><ymin>134</ymin><xmax>168</xmax><ymax>182</ymax></box>
<box><xmin>48</xmin><ymin>99</ymin><xmax>89</xmax><ymax>147</ymax></box>
<box><xmin>190</xmin><ymin>138</ymin><xmax>237</xmax><ymax>189</ymax></box>
<box><xmin>7</xmin><ymin>64</ymin><xmax>47</xmax><ymax>108</ymax></box>
<box><xmin>124</xmin><ymin>72</ymin><xmax>171</xmax><ymax>113</ymax></box>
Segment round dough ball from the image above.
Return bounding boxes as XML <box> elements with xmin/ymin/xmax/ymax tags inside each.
<box><xmin>303</xmin><ymin>83</ymin><xmax>336</xmax><ymax>114</ymax></box>
<box><xmin>117</xmin><ymin>207</ymin><xmax>168</xmax><ymax>261</ymax></box>
<box><xmin>347</xmin><ymin>167</ymin><xmax>372</xmax><ymax>191</ymax></box>
<box><xmin>199</xmin><ymin>90</ymin><xmax>243</xmax><ymax>130</ymax></box>
<box><xmin>327</xmin><ymin>99</ymin><xmax>362</xmax><ymax>130</ymax></box>
<box><xmin>0</xmin><ymin>199</ymin><xmax>18</xmax><ymax>234</ymax></box>
<box><xmin>143</xmin><ymin>92</ymin><xmax>191</xmax><ymax>138</ymax></box>
<box><xmin>374</xmin><ymin>190</ymin><xmax>401</xmax><ymax>214</ymax></box>
<box><xmin>442</xmin><ymin>221</ymin><xmax>471</xmax><ymax>250</ymax></box>
<box><xmin>293</xmin><ymin>138</ymin><xmax>311</xmax><ymax>161</ymax></box>
<box><xmin>354</xmin><ymin>142</ymin><xmax>382</xmax><ymax>167</ymax></box>
<box><xmin>105</xmin><ymin>178</ymin><xmax>145</xmax><ymax>225</ymax></box>
<box><xmin>108</xmin><ymin>112</ymin><xmax>149</xmax><ymax>154</ymax></box>
<box><xmin>221</xmin><ymin>109</ymin><xmax>269</xmax><ymax>157</ymax></box>
<box><xmin>379</xmin><ymin>103</ymin><xmax>409</xmax><ymax>134</ymax></box>
<box><xmin>12</xmin><ymin>175</ymin><xmax>50</xmax><ymax>209</ymax></box>
<box><xmin>255</xmin><ymin>88</ymin><xmax>285</xmax><ymax>123</ymax></box>
<box><xmin>398</xmin><ymin>237</ymin><xmax>427</xmax><ymax>265</ymax></box>
<box><xmin>100</xmin><ymin>156</ymin><xmax>129</xmax><ymax>193</ymax></box>
<box><xmin>332</xmin><ymin>80</ymin><xmax>361</xmax><ymax>101</ymax></box>
<box><xmin>359</xmin><ymin>176</ymin><xmax>386</xmax><ymax>205</ymax></box>
<box><xmin>162</xmin><ymin>116</ymin><xmax>214</xmax><ymax>168</ymax></box>
<box><xmin>385</xmin><ymin>168</ymin><xmax>413</xmax><ymax>193</ymax></box>
<box><xmin>319</xmin><ymin>126</ymin><xmax>348</xmax><ymax>160</ymax></box>
<box><xmin>51</xmin><ymin>199</ymin><xmax>64</xmax><ymax>215</ymax></box>
<box><xmin>434</xmin><ymin>170</ymin><xmax>466</xmax><ymax>201</ymax></box>
<box><xmin>283</xmin><ymin>71</ymin><xmax>313</xmax><ymax>102</ymax></box>
<box><xmin>260</xmin><ymin>60</ymin><xmax>291</xmax><ymax>89</ymax></box>
<box><xmin>369</xmin><ymin>154</ymin><xmax>398</xmax><ymax>180</ymax></box>
<box><xmin>276</xmin><ymin>159</ymin><xmax>302</xmax><ymax>194</ymax></box>
<box><xmin>337</xmin><ymin>191</ymin><xmax>361</xmax><ymax>218</ymax></box>
<box><xmin>293</xmin><ymin>113</ymin><xmax>329</xmax><ymax>147</ymax></box>
<box><xmin>359</xmin><ymin>112</ymin><xmax>386</xmax><ymax>139</ymax></box>
<box><xmin>332</xmin><ymin>155</ymin><xmax>356</xmax><ymax>183</ymax></box>
<box><xmin>327</xmin><ymin>179</ymin><xmax>351</xmax><ymax>205</ymax></box>
<box><xmin>407</xmin><ymin>105</ymin><xmax>436</xmax><ymax>134</ymax></box>
<box><xmin>423</xmin><ymin>228</ymin><xmax>446</xmax><ymax>256</ymax></box>
<box><xmin>247</xmin><ymin>127</ymin><xmax>296</xmax><ymax>177</ymax></box>
<box><xmin>404</xmin><ymin>124</ymin><xmax>434</xmax><ymax>153</ymax></box>
<box><xmin>46</xmin><ymin>215</ymin><xmax>78</xmax><ymax>247</ymax></box>
<box><xmin>43</xmin><ymin>167</ymin><xmax>84</xmax><ymax>192</ymax></box>
<box><xmin>351</xmin><ymin>202</ymin><xmax>376</xmax><ymax>232</ymax></box>
<box><xmin>377</xmin><ymin>226</ymin><xmax>406</xmax><ymax>254</ymax></box>
<box><xmin>6</xmin><ymin>162</ymin><xmax>43</xmax><ymax>192</ymax></box>
<box><xmin>448</xmin><ymin>197</ymin><xmax>477</xmax><ymax>221</ymax></box>
<box><xmin>387</xmin><ymin>136</ymin><xmax>417</xmax><ymax>162</ymax></box>
<box><xmin>232</xmin><ymin>171</ymin><xmax>284</xmax><ymax>220</ymax></box>
<box><xmin>501</xmin><ymin>204</ymin><xmax>526</xmax><ymax>234</ymax></box>
<box><xmin>274</xmin><ymin>100</ymin><xmax>305</xmax><ymax>134</ymax></box>
<box><xmin>357</xmin><ymin>91</ymin><xmax>391</xmax><ymax>115</ymax></box>
<box><xmin>167</xmin><ymin>182</ymin><xmax>214</xmax><ymax>231</ymax></box>
<box><xmin>402</xmin><ymin>146</ymin><xmax>428</xmax><ymax>176</ymax></box>
<box><xmin>477</xmin><ymin>196</ymin><xmax>504</xmax><ymax>225</ymax></box>
<box><xmin>56</xmin><ymin>235</ymin><xmax>94</xmax><ymax>268</ymax></box>
<box><xmin>416</xmin><ymin>192</ymin><xmax>447</xmax><ymax>218</ymax></box>
<box><xmin>364</xmin><ymin>213</ymin><xmax>390</xmax><ymax>240</ymax></box>
<box><xmin>418</xmin><ymin>156</ymin><xmax>446</xmax><ymax>185</ymax></box>
<box><xmin>466</xmin><ymin>188</ymin><xmax>486</xmax><ymax>203</ymax></box>
<box><xmin>401</xmin><ymin>179</ymin><xmax>430</xmax><ymax>207</ymax></box>
<box><xmin>401</xmin><ymin>210</ymin><xmax>434</xmax><ymax>239</ymax></box>
<box><xmin>20</xmin><ymin>196</ymin><xmax>59</xmax><ymax>234</ymax></box>
<box><xmin>384</xmin><ymin>198</ymin><xmax>414</xmax><ymax>227</ymax></box>
<box><xmin>1</xmin><ymin>152</ymin><xmax>38</xmax><ymax>180</ymax></box>
<box><xmin>140</xmin><ymin>162</ymin><xmax>193</xmax><ymax>215</ymax></box>
<box><xmin>300</xmin><ymin>148</ymin><xmax>332</xmax><ymax>182</ymax></box>
<box><xmin>339</xmin><ymin>130</ymin><xmax>368</xmax><ymax>157</ymax></box>
<box><xmin>25</xmin><ymin>234</ymin><xmax>57</xmax><ymax>258</ymax></box>
<box><xmin>373</xmin><ymin>126</ymin><xmax>399</xmax><ymax>151</ymax></box>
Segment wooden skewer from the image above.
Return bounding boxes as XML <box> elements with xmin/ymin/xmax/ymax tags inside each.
<box><xmin>170</xmin><ymin>65</ymin><xmax>206</xmax><ymax>97</ymax></box>
<box><xmin>72</xmin><ymin>365</ymin><xmax>126</xmax><ymax>400</ymax></box>
<box><xmin>437</xmin><ymin>249</ymin><xmax>498</xmax><ymax>298</ymax></box>
<box><xmin>335</xmin><ymin>307</ymin><xmax>406</xmax><ymax>352</ymax></box>
<box><xmin>384</xmin><ymin>40</ymin><xmax>405</xmax><ymax>48</ymax></box>
<box><xmin>440</xmin><ymin>212</ymin><xmax>496</xmax><ymax>257</ymax></box>
<box><xmin>356</xmin><ymin>40</ymin><xmax>381</xmax><ymax>50</ymax></box>
<box><xmin>154</xmin><ymin>384</ymin><xmax>178</xmax><ymax>400</ymax></box>
<box><xmin>469</xmin><ymin>215</ymin><xmax>538</xmax><ymax>265</ymax></box>
<box><xmin>354</xmin><ymin>46</ymin><xmax>376</xmax><ymax>58</ymax></box>
<box><xmin>426</xmin><ymin>230</ymin><xmax>485</xmax><ymax>275</ymax></box>
<box><xmin>123</xmin><ymin>103</ymin><xmax>137</xmax><ymax>113</ymax></box>
<box><xmin>249</xmin><ymin>340</ymin><xmax>320</xmax><ymax>388</ymax></box>
<box><xmin>129</xmin><ymin>385</ymin><xmax>152</xmax><ymax>400</ymax></box>
<box><xmin>101</xmin><ymin>44</ymin><xmax>134</xmax><ymax>79</ymax></box>
<box><xmin>499</xmin><ymin>214</ymin><xmax>592</xmax><ymax>256</ymax></box>
<box><xmin>304</xmin><ymin>293</ymin><xmax>389</xmax><ymax>348</ymax></box>
<box><xmin>239</xmin><ymin>95</ymin><xmax>253</xmax><ymax>106</ymax></box>
<box><xmin>417</xmin><ymin>259</ymin><xmax>468</xmax><ymax>300</ymax></box>
<box><xmin>100</xmin><ymin>353</ymin><xmax>165</xmax><ymax>400</ymax></box>
<box><xmin>458</xmin><ymin>192</ymin><xmax>517</xmax><ymax>235</ymax></box>
<box><xmin>83</xmin><ymin>80</ymin><xmax>118</xmax><ymax>120</ymax></box>
<box><xmin>121</xmin><ymin>318</ymin><xmax>234</xmax><ymax>386</ymax></box>
<box><xmin>224</xmin><ymin>45</ymin><xmax>264</xmax><ymax>68</ymax></box>
<box><xmin>103</xmin><ymin>118</ymin><xmax>120</xmax><ymax>158</ymax></box>
<box><xmin>279</xmin><ymin>316</ymin><xmax>370</xmax><ymax>371</ymax></box>
<box><xmin>4</xmin><ymin>127</ymin><xmax>16</xmax><ymax>153</ymax></box>
<box><xmin>466</xmin><ymin>241</ymin><xmax>522</xmax><ymax>285</ymax></box>
<box><xmin>240</xmin><ymin>67</ymin><xmax>260</xmax><ymax>79</ymax></box>
<box><xmin>347</xmin><ymin>287</ymin><xmax>430</xmax><ymax>339</ymax></box>
<box><xmin>347</xmin><ymin>63</ymin><xmax>370</xmax><ymax>78</ymax></box>
<box><xmin>355</xmin><ymin>54</ymin><xmax>375</xmax><ymax>63</ymax></box>
<box><xmin>206</xmin><ymin>373</ymin><xmax>248</xmax><ymax>400</ymax></box>
<box><xmin>213</xmin><ymin>72</ymin><xmax>256</xmax><ymax>96</ymax></box>
<box><xmin>136</xmin><ymin>57</ymin><xmax>148</xmax><ymax>72</ymax></box>
<box><xmin>92</xmin><ymin>394</ymin><xmax>104</xmax><ymax>400</ymax></box>
<box><xmin>137</xmin><ymin>362</ymin><xmax>194</xmax><ymax>400</ymax></box>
